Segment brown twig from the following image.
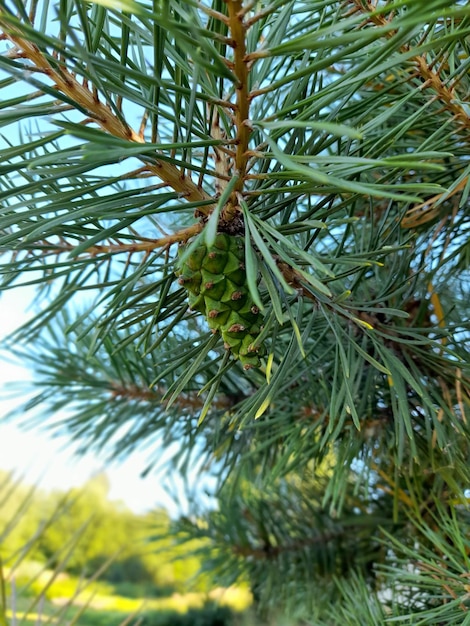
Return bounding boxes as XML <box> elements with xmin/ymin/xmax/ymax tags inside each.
<box><xmin>225</xmin><ymin>0</ymin><xmax>251</xmax><ymax>194</ymax></box>
<box><xmin>26</xmin><ymin>223</ymin><xmax>205</xmax><ymax>258</ymax></box>
<box><xmin>109</xmin><ymin>381</ymin><xmax>237</xmax><ymax>413</ymax></box>
<box><xmin>197</xmin><ymin>3</ymin><xmax>229</xmax><ymax>25</ymax></box>
<box><xmin>211</xmin><ymin>109</ymin><xmax>232</xmax><ymax>197</ymax></box>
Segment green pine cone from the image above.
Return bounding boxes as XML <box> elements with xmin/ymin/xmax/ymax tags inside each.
<box><xmin>188</xmin><ymin>292</ymin><xmax>205</xmax><ymax>314</ymax></box>
<box><xmin>224</xmin><ymin>251</ymin><xmax>247</xmax><ymax>286</ymax></box>
<box><xmin>240</xmin><ymin>353</ymin><xmax>262</xmax><ymax>370</ymax></box>
<box><xmin>203</xmin><ymin>249</ymin><xmax>228</xmax><ymax>274</ymax></box>
<box><xmin>176</xmin><ymin>232</ymin><xmax>264</xmax><ymax>369</ymax></box>
<box><xmin>200</xmin><ymin>270</ymin><xmax>226</xmax><ymax>300</ymax></box>
<box><xmin>220</xmin><ymin>280</ymin><xmax>248</xmax><ymax>311</ymax></box>
<box><xmin>237</xmin><ymin>302</ymin><xmax>260</xmax><ymax>326</ymax></box>
<box><xmin>176</xmin><ymin>264</ymin><xmax>202</xmax><ymax>293</ymax></box>
<box><xmin>239</xmin><ymin>334</ymin><xmax>260</xmax><ymax>357</ymax></box>
<box><xmin>204</xmin><ymin>297</ymin><xmax>232</xmax><ymax>330</ymax></box>
<box><xmin>184</xmin><ymin>245</ymin><xmax>206</xmax><ymax>272</ymax></box>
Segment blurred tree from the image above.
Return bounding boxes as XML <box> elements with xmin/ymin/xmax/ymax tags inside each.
<box><xmin>36</xmin><ymin>474</ymin><xmax>130</xmax><ymax>572</ymax></box>
<box><xmin>1</xmin><ymin>0</ymin><xmax>470</xmax><ymax>623</ymax></box>
<box><xmin>0</xmin><ymin>470</ymin><xmax>211</xmax><ymax>594</ymax></box>
<box><xmin>0</xmin><ymin>471</ymin><xmax>45</xmax><ymax>559</ymax></box>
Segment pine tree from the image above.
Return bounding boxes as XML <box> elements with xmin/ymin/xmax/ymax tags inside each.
<box><xmin>1</xmin><ymin>0</ymin><xmax>470</xmax><ymax>623</ymax></box>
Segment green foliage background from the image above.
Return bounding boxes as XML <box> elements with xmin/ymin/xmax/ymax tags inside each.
<box><xmin>0</xmin><ymin>469</ymin><xmax>252</xmax><ymax>625</ymax></box>
<box><xmin>0</xmin><ymin>0</ymin><xmax>470</xmax><ymax>624</ymax></box>
<box><xmin>0</xmin><ymin>469</ymin><xmax>204</xmax><ymax>594</ymax></box>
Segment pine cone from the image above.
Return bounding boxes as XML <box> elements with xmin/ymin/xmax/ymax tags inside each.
<box><xmin>176</xmin><ymin>233</ymin><xmax>264</xmax><ymax>369</ymax></box>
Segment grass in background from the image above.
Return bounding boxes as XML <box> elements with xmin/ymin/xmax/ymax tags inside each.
<box><xmin>0</xmin><ymin>471</ymin><xmax>252</xmax><ymax>626</ymax></box>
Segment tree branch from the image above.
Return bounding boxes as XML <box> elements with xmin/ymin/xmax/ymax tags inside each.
<box><xmin>24</xmin><ymin>224</ymin><xmax>204</xmax><ymax>258</ymax></box>
<box><xmin>0</xmin><ymin>15</ymin><xmax>215</xmax><ymax>213</ymax></box>
<box><xmin>109</xmin><ymin>381</ymin><xmax>238</xmax><ymax>413</ymax></box>
<box><xmin>225</xmin><ymin>0</ymin><xmax>251</xmax><ymax>194</ymax></box>
<box><xmin>346</xmin><ymin>0</ymin><xmax>470</xmax><ymax>132</ymax></box>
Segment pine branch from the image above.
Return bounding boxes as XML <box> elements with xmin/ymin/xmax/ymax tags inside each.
<box><xmin>0</xmin><ymin>9</ymin><xmax>215</xmax><ymax>211</ymax></box>
<box><xmin>14</xmin><ymin>223</ymin><xmax>204</xmax><ymax>258</ymax></box>
<box><xmin>1</xmin><ymin>2</ymin><xmax>470</xmax><ymax>619</ymax></box>
<box><xmin>231</xmin><ymin>525</ymin><xmax>354</xmax><ymax>561</ymax></box>
<box><xmin>226</xmin><ymin>0</ymin><xmax>251</xmax><ymax>188</ymax></box>
<box><xmin>108</xmin><ymin>380</ymin><xmax>238</xmax><ymax>413</ymax></box>
<box><xmin>348</xmin><ymin>0</ymin><xmax>470</xmax><ymax>134</ymax></box>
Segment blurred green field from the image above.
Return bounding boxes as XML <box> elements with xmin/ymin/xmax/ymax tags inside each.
<box><xmin>3</xmin><ymin>563</ymin><xmax>252</xmax><ymax>626</ymax></box>
<box><xmin>0</xmin><ymin>471</ymin><xmax>255</xmax><ymax>626</ymax></box>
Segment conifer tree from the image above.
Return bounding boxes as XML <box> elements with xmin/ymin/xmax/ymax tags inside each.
<box><xmin>1</xmin><ymin>0</ymin><xmax>470</xmax><ymax>623</ymax></box>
